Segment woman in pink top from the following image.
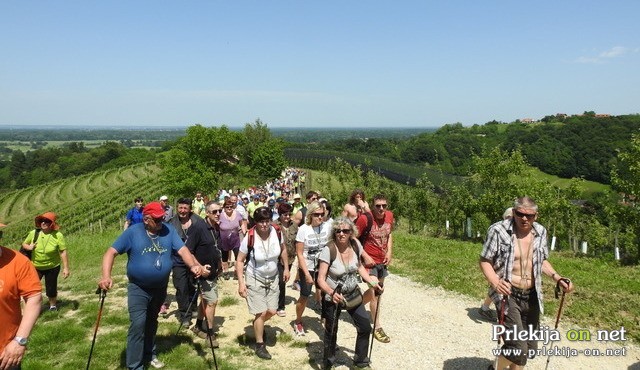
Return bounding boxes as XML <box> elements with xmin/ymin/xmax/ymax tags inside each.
<box><xmin>219</xmin><ymin>199</ymin><xmax>247</xmax><ymax>279</ymax></box>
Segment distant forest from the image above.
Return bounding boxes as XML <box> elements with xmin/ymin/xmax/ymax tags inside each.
<box><xmin>0</xmin><ymin>113</ymin><xmax>638</xmax><ymax>190</ymax></box>
<box><xmin>304</xmin><ymin>114</ymin><xmax>640</xmax><ymax>184</ymax></box>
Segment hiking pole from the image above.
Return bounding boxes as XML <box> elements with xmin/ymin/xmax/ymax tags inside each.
<box><xmin>175</xmin><ymin>283</ymin><xmax>200</xmax><ymax>335</ymax></box>
<box><xmin>197</xmin><ymin>278</ymin><xmax>219</xmax><ymax>370</ymax></box>
<box><xmin>545</xmin><ymin>278</ymin><xmax>571</xmax><ymax>370</ymax></box>
<box><xmin>326</xmin><ymin>281</ymin><xmax>343</xmax><ymax>367</ymax></box>
<box><xmin>368</xmin><ymin>282</ymin><xmax>383</xmax><ymax>359</ymax></box>
<box><xmin>86</xmin><ymin>287</ymin><xmax>107</xmax><ymax>370</ymax></box>
<box><xmin>490</xmin><ymin>296</ymin><xmax>507</xmax><ymax>370</ymax></box>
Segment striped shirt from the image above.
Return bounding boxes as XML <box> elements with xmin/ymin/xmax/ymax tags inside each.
<box><xmin>480</xmin><ymin>218</ymin><xmax>549</xmax><ymax>314</ymax></box>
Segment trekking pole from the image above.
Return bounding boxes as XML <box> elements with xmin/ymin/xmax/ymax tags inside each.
<box><xmin>197</xmin><ymin>277</ymin><xmax>219</xmax><ymax>370</ymax></box>
<box><xmin>86</xmin><ymin>287</ymin><xmax>107</xmax><ymax>370</ymax></box>
<box><xmin>545</xmin><ymin>278</ymin><xmax>571</xmax><ymax>370</ymax></box>
<box><xmin>175</xmin><ymin>284</ymin><xmax>200</xmax><ymax>335</ymax></box>
<box><xmin>491</xmin><ymin>296</ymin><xmax>507</xmax><ymax>370</ymax></box>
<box><xmin>326</xmin><ymin>282</ymin><xmax>343</xmax><ymax>366</ymax></box>
<box><xmin>368</xmin><ymin>282</ymin><xmax>383</xmax><ymax>359</ymax></box>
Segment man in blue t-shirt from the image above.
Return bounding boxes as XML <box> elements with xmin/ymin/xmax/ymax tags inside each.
<box><xmin>99</xmin><ymin>201</ymin><xmax>203</xmax><ymax>370</ymax></box>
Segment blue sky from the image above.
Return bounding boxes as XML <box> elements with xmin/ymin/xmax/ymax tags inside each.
<box><xmin>1</xmin><ymin>1</ymin><xmax>639</xmax><ymax>128</ymax></box>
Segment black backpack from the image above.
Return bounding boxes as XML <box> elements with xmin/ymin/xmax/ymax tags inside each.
<box><xmin>357</xmin><ymin>212</ymin><xmax>373</xmax><ymax>245</ymax></box>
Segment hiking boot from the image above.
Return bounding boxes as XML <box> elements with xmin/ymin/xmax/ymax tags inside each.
<box><xmin>149</xmin><ymin>357</ymin><xmax>165</xmax><ymax>369</ymax></box>
<box><xmin>478</xmin><ymin>307</ymin><xmax>496</xmax><ymax>322</ymax></box>
<box><xmin>255</xmin><ymin>343</ymin><xmax>272</xmax><ymax>360</ymax></box>
<box><xmin>293</xmin><ymin>322</ymin><xmax>305</xmax><ymax>336</ymax></box>
<box><xmin>48</xmin><ymin>306</ymin><xmax>58</xmax><ymax>312</ymax></box>
<box><xmin>373</xmin><ymin>328</ymin><xmax>390</xmax><ymax>343</ymax></box>
<box><xmin>289</xmin><ymin>280</ymin><xmax>300</xmax><ymax>291</ymax></box>
<box><xmin>207</xmin><ymin>333</ymin><xmax>220</xmax><ymax>348</ymax></box>
<box><xmin>191</xmin><ymin>325</ymin><xmax>209</xmax><ymax>339</ymax></box>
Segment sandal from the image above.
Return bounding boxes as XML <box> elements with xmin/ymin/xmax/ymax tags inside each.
<box><xmin>373</xmin><ymin>328</ymin><xmax>390</xmax><ymax>343</ymax></box>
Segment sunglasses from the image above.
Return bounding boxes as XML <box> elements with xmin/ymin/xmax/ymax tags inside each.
<box><xmin>40</xmin><ymin>219</ymin><xmax>52</xmax><ymax>225</ymax></box>
<box><xmin>514</xmin><ymin>210</ymin><xmax>536</xmax><ymax>219</ymax></box>
<box><xmin>207</xmin><ymin>209</ymin><xmax>222</xmax><ymax>214</ymax></box>
<box><xmin>375</xmin><ymin>204</ymin><xmax>388</xmax><ymax>209</ymax></box>
<box><xmin>335</xmin><ymin>228</ymin><xmax>351</xmax><ymax>234</ymax></box>
<box><xmin>151</xmin><ymin>217</ymin><xmax>164</xmax><ymax>224</ymax></box>
<box><xmin>312</xmin><ymin>213</ymin><xmax>325</xmax><ymax>217</ymax></box>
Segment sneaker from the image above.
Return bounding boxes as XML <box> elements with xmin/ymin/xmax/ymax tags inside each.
<box><xmin>150</xmin><ymin>357</ymin><xmax>165</xmax><ymax>369</ymax></box>
<box><xmin>159</xmin><ymin>303</ymin><xmax>169</xmax><ymax>316</ymax></box>
<box><xmin>276</xmin><ymin>309</ymin><xmax>286</xmax><ymax>317</ymax></box>
<box><xmin>373</xmin><ymin>328</ymin><xmax>390</xmax><ymax>343</ymax></box>
<box><xmin>293</xmin><ymin>322</ymin><xmax>305</xmax><ymax>336</ymax></box>
<box><xmin>191</xmin><ymin>325</ymin><xmax>209</xmax><ymax>339</ymax></box>
<box><xmin>478</xmin><ymin>307</ymin><xmax>496</xmax><ymax>322</ymax></box>
<box><xmin>255</xmin><ymin>343</ymin><xmax>272</xmax><ymax>360</ymax></box>
<box><xmin>207</xmin><ymin>333</ymin><xmax>220</xmax><ymax>348</ymax></box>
<box><xmin>49</xmin><ymin>306</ymin><xmax>58</xmax><ymax>312</ymax></box>
<box><xmin>289</xmin><ymin>280</ymin><xmax>300</xmax><ymax>291</ymax></box>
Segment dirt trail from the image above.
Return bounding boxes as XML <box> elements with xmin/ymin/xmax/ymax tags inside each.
<box><xmin>158</xmin><ymin>269</ymin><xmax>639</xmax><ymax>370</ymax></box>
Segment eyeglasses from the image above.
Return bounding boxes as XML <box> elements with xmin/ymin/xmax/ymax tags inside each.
<box><xmin>335</xmin><ymin>229</ymin><xmax>351</xmax><ymax>234</ymax></box>
<box><xmin>312</xmin><ymin>213</ymin><xmax>324</xmax><ymax>217</ymax></box>
<box><xmin>207</xmin><ymin>209</ymin><xmax>222</xmax><ymax>214</ymax></box>
<box><xmin>375</xmin><ymin>204</ymin><xmax>388</xmax><ymax>209</ymax></box>
<box><xmin>224</xmin><ymin>206</ymin><xmax>234</xmax><ymax>210</ymax></box>
<box><xmin>514</xmin><ymin>210</ymin><xmax>536</xmax><ymax>219</ymax></box>
<box><xmin>310</xmin><ymin>197</ymin><xmax>318</xmax><ymax>201</ymax></box>
<box><xmin>151</xmin><ymin>217</ymin><xmax>164</xmax><ymax>224</ymax></box>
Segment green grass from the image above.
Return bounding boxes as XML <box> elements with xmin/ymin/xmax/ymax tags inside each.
<box><xmin>391</xmin><ymin>232</ymin><xmax>640</xmax><ymax>342</ymax></box>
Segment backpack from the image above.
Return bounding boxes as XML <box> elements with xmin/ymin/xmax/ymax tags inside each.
<box><xmin>357</xmin><ymin>211</ymin><xmax>373</xmax><ymax>245</ymax></box>
<box><xmin>19</xmin><ymin>229</ymin><xmax>41</xmax><ymax>260</ymax></box>
<box><xmin>246</xmin><ymin>224</ymin><xmax>283</xmax><ymax>263</ymax></box>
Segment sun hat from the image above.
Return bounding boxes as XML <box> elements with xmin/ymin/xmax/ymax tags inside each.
<box><xmin>35</xmin><ymin>212</ymin><xmax>59</xmax><ymax>230</ymax></box>
<box><xmin>159</xmin><ymin>195</ymin><xmax>169</xmax><ymax>201</ymax></box>
<box><xmin>143</xmin><ymin>202</ymin><xmax>166</xmax><ymax>218</ymax></box>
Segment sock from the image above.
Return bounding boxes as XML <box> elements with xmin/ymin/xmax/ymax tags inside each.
<box><xmin>196</xmin><ymin>319</ymin><xmax>203</xmax><ymax>329</ymax></box>
<box><xmin>481</xmin><ymin>303</ymin><xmax>490</xmax><ymax>311</ymax></box>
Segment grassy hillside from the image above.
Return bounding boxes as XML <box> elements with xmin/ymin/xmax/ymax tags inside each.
<box><xmin>0</xmin><ymin>162</ymin><xmax>163</xmax><ymax>247</ymax></box>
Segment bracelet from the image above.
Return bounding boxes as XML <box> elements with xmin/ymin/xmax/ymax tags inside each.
<box><xmin>368</xmin><ymin>281</ymin><xmax>377</xmax><ymax>288</ymax></box>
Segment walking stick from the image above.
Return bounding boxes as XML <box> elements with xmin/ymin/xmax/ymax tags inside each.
<box><xmin>197</xmin><ymin>278</ymin><xmax>219</xmax><ymax>370</ymax></box>
<box><xmin>490</xmin><ymin>296</ymin><xmax>507</xmax><ymax>370</ymax></box>
<box><xmin>86</xmin><ymin>287</ymin><xmax>107</xmax><ymax>370</ymax></box>
<box><xmin>368</xmin><ymin>282</ymin><xmax>383</xmax><ymax>359</ymax></box>
<box><xmin>545</xmin><ymin>278</ymin><xmax>571</xmax><ymax>370</ymax></box>
<box><xmin>175</xmin><ymin>284</ymin><xmax>200</xmax><ymax>335</ymax></box>
<box><xmin>325</xmin><ymin>282</ymin><xmax>343</xmax><ymax>368</ymax></box>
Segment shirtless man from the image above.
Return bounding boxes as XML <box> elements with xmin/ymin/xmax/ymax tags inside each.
<box><xmin>480</xmin><ymin>197</ymin><xmax>573</xmax><ymax>369</ymax></box>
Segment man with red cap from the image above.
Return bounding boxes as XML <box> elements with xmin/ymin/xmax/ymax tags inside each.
<box><xmin>0</xmin><ymin>222</ymin><xmax>42</xmax><ymax>370</ymax></box>
<box><xmin>99</xmin><ymin>201</ymin><xmax>203</xmax><ymax>370</ymax></box>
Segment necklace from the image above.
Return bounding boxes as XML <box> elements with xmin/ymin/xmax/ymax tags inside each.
<box><xmin>516</xmin><ymin>233</ymin><xmax>533</xmax><ymax>285</ymax></box>
<box><xmin>146</xmin><ymin>230</ymin><xmax>164</xmax><ymax>270</ymax></box>
<box><xmin>339</xmin><ymin>245</ymin><xmax>351</xmax><ymax>273</ymax></box>
<box><xmin>259</xmin><ymin>234</ymin><xmax>271</xmax><ymax>258</ymax></box>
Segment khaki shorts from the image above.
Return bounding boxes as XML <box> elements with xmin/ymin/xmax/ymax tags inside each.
<box><xmin>245</xmin><ymin>274</ymin><xmax>279</xmax><ymax>315</ymax></box>
<box><xmin>200</xmin><ymin>279</ymin><xmax>219</xmax><ymax>303</ymax></box>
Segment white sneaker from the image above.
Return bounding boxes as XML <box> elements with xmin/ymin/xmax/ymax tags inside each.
<box><xmin>150</xmin><ymin>357</ymin><xmax>165</xmax><ymax>369</ymax></box>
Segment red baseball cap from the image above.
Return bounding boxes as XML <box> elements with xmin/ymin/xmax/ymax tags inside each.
<box><xmin>143</xmin><ymin>202</ymin><xmax>165</xmax><ymax>218</ymax></box>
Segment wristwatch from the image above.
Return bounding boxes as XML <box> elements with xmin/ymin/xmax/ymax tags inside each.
<box><xmin>14</xmin><ymin>336</ymin><xmax>28</xmax><ymax>346</ymax></box>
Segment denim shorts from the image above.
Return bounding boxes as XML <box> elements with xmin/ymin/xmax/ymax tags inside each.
<box><xmin>368</xmin><ymin>264</ymin><xmax>389</xmax><ymax>279</ymax></box>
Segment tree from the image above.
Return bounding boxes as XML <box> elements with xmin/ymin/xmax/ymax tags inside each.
<box><xmin>160</xmin><ymin>124</ymin><xmax>245</xmax><ymax>196</ymax></box>
<box><xmin>251</xmin><ymin>140</ymin><xmax>287</xmax><ymax>179</ymax></box>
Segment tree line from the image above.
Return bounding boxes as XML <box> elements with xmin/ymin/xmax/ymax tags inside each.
<box><xmin>312</xmin><ymin>114</ymin><xmax>640</xmax><ymax>184</ymax></box>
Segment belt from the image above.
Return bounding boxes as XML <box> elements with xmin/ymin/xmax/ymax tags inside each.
<box><xmin>511</xmin><ymin>286</ymin><xmax>535</xmax><ymax>300</ymax></box>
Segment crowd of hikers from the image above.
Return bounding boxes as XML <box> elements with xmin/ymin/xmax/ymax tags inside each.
<box><xmin>0</xmin><ymin>166</ymin><xmax>574</xmax><ymax>370</ymax></box>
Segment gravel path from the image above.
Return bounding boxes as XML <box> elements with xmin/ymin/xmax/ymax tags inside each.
<box><xmin>163</xmin><ymin>271</ymin><xmax>640</xmax><ymax>370</ymax></box>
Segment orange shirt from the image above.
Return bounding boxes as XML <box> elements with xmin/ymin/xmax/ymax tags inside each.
<box><xmin>0</xmin><ymin>246</ymin><xmax>42</xmax><ymax>352</ymax></box>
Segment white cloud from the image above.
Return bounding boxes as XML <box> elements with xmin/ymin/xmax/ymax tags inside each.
<box><xmin>573</xmin><ymin>46</ymin><xmax>637</xmax><ymax>64</ymax></box>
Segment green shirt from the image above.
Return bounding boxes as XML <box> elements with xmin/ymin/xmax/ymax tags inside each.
<box><xmin>23</xmin><ymin>229</ymin><xmax>66</xmax><ymax>270</ymax></box>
